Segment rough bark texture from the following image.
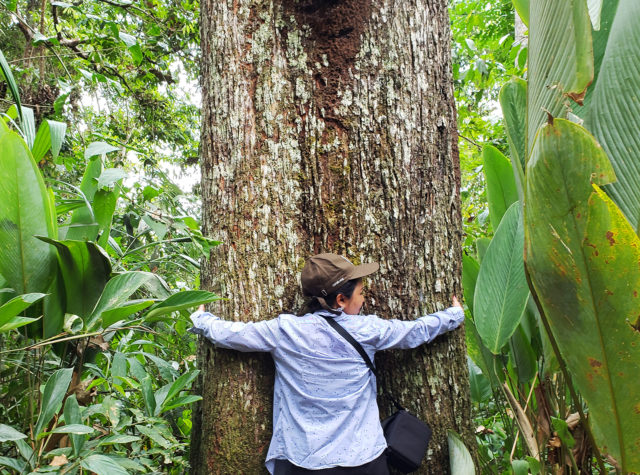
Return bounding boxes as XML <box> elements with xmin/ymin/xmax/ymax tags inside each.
<box><xmin>192</xmin><ymin>0</ymin><xmax>475</xmax><ymax>473</ymax></box>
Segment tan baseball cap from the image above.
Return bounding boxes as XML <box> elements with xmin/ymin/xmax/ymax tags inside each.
<box><xmin>301</xmin><ymin>253</ymin><xmax>379</xmax><ymax>298</ymax></box>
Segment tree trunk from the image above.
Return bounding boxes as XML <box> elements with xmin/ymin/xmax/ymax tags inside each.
<box><xmin>192</xmin><ymin>0</ymin><xmax>475</xmax><ymax>473</ymax></box>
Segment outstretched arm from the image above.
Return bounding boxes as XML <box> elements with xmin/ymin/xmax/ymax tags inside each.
<box><xmin>189</xmin><ymin>306</ymin><xmax>279</xmax><ymax>352</ymax></box>
<box><xmin>371</xmin><ymin>296</ymin><xmax>464</xmax><ymax>351</ymax></box>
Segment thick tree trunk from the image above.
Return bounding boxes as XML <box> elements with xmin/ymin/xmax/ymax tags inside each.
<box><xmin>192</xmin><ymin>0</ymin><xmax>475</xmax><ymax>473</ymax></box>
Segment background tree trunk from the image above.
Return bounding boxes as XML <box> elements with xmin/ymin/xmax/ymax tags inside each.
<box><xmin>192</xmin><ymin>0</ymin><xmax>475</xmax><ymax>473</ymax></box>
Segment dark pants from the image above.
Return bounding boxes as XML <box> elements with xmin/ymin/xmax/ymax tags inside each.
<box><xmin>273</xmin><ymin>453</ymin><xmax>389</xmax><ymax>475</ymax></box>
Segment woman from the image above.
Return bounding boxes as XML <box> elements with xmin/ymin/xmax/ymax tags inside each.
<box><xmin>189</xmin><ymin>253</ymin><xmax>464</xmax><ymax>474</ymax></box>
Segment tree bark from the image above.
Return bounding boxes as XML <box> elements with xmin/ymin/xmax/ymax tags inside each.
<box><xmin>192</xmin><ymin>0</ymin><xmax>475</xmax><ymax>473</ymax></box>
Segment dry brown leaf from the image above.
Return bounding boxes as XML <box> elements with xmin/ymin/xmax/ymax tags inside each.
<box><xmin>88</xmin><ymin>335</ymin><xmax>109</xmax><ymax>351</ymax></box>
<box><xmin>549</xmin><ymin>436</ymin><xmax>562</xmax><ymax>448</ymax></box>
<box><xmin>565</xmin><ymin>412</ymin><xmax>580</xmax><ymax>430</ymax></box>
<box><xmin>50</xmin><ymin>454</ymin><xmax>68</xmax><ymax>466</ymax></box>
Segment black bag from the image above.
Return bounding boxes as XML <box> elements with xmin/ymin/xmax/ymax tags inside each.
<box><xmin>382</xmin><ymin>409</ymin><xmax>432</xmax><ymax>473</ymax></box>
<box><xmin>321</xmin><ymin>316</ymin><xmax>432</xmax><ymax>474</ymax></box>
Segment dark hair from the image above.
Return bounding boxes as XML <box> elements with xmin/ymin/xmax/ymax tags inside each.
<box><xmin>298</xmin><ymin>278</ymin><xmax>362</xmax><ymax>315</ymax></box>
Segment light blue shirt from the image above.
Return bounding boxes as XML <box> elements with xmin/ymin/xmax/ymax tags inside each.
<box><xmin>189</xmin><ymin>306</ymin><xmax>464</xmax><ymax>473</ymax></box>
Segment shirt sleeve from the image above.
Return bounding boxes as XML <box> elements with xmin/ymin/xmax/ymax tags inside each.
<box><xmin>370</xmin><ymin>306</ymin><xmax>464</xmax><ymax>350</ymax></box>
<box><xmin>188</xmin><ymin>310</ymin><xmax>279</xmax><ymax>352</ymax></box>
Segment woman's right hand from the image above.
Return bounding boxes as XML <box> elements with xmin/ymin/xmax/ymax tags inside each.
<box><xmin>452</xmin><ymin>295</ymin><xmax>462</xmax><ymax>309</ymax></box>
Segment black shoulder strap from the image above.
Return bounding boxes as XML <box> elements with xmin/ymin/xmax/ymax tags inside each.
<box><xmin>321</xmin><ymin>315</ymin><xmax>404</xmax><ymax>411</ymax></box>
<box><xmin>322</xmin><ymin>316</ymin><xmax>379</xmax><ymax>377</ymax></box>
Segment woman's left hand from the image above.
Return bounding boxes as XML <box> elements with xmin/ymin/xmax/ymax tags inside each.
<box><xmin>452</xmin><ymin>295</ymin><xmax>462</xmax><ymax>308</ymax></box>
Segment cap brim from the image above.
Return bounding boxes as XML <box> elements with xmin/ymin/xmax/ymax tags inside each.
<box><xmin>349</xmin><ymin>262</ymin><xmax>379</xmax><ymax>280</ymax></box>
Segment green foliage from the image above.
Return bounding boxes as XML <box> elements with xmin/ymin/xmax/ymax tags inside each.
<box><xmin>0</xmin><ymin>126</ymin><xmax>57</xmax><ymax>296</ymax></box>
<box><xmin>448</xmin><ymin>430</ymin><xmax>475</xmax><ymax>474</ymax></box>
<box><xmin>0</xmin><ymin>53</ymin><xmax>213</xmax><ymax>473</ymax></box>
<box><xmin>585</xmin><ymin>0</ymin><xmax>640</xmax><ymax>230</ymax></box>
<box><xmin>474</xmin><ymin>203</ymin><xmax>528</xmax><ymax>354</ymax></box>
<box><xmin>525</xmin><ymin>120</ymin><xmax>640</xmax><ymax>471</ymax></box>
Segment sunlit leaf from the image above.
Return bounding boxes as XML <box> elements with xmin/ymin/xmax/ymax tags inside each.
<box><xmin>0</xmin><ymin>130</ymin><xmax>57</xmax><ymax>295</ymax></box>
<box><xmin>448</xmin><ymin>430</ymin><xmax>475</xmax><ymax>474</ymax></box>
<box><xmin>84</xmin><ymin>141</ymin><xmax>119</xmax><ymax>160</ymax></box>
<box><xmin>144</xmin><ymin>290</ymin><xmax>221</xmax><ymax>320</ymax></box>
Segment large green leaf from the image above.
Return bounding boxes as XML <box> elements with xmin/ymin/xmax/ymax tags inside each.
<box><xmin>512</xmin><ymin>0</ymin><xmax>529</xmax><ymax>27</ymax></box>
<box><xmin>524</xmin><ymin>119</ymin><xmax>640</xmax><ymax>472</ymax></box>
<box><xmin>0</xmin><ymin>130</ymin><xmax>57</xmax><ymax>295</ymax></box>
<box><xmin>0</xmin><ymin>50</ymin><xmax>22</xmax><ymax>124</ymax></box>
<box><xmin>64</xmin><ymin>395</ymin><xmax>85</xmax><ymax>457</ymax></box>
<box><xmin>81</xmin><ymin>454</ymin><xmax>129</xmax><ymax>475</ymax></box>
<box><xmin>474</xmin><ymin>203</ymin><xmax>529</xmax><ymax>354</ymax></box>
<box><xmin>43</xmin><ymin>269</ymin><xmax>65</xmax><ymax>338</ymax></box>
<box><xmin>86</xmin><ymin>271</ymin><xmax>155</xmax><ymax>330</ymax></box>
<box><xmin>100</xmin><ymin>299</ymin><xmax>155</xmax><ymax>327</ymax></box>
<box><xmin>155</xmin><ymin>369</ymin><xmax>200</xmax><ymax>415</ymax></box>
<box><xmin>94</xmin><ymin>187</ymin><xmax>120</xmax><ymax>248</ymax></box>
<box><xmin>528</xmin><ymin>0</ymin><xmax>593</xmax><ymax>157</ymax></box>
<box><xmin>448</xmin><ymin>430</ymin><xmax>475</xmax><ymax>475</ymax></box>
<box><xmin>144</xmin><ymin>290</ymin><xmax>221</xmax><ymax>320</ymax></box>
<box><xmin>508</xmin><ymin>324</ymin><xmax>537</xmax><ymax>384</ymax></box>
<box><xmin>587</xmin><ymin>0</ymin><xmax>604</xmax><ymax>30</ymax></box>
<box><xmin>65</xmin><ymin>158</ymin><xmax>102</xmax><ymax>241</ymax></box>
<box><xmin>0</xmin><ymin>293</ymin><xmax>45</xmax><ymax>333</ymax></box>
<box><xmin>467</xmin><ymin>357</ymin><xmax>491</xmax><ymax>403</ymax></box>
<box><xmin>461</xmin><ymin>254</ymin><xmax>479</xmax><ymax>314</ymax></box>
<box><xmin>482</xmin><ymin>145</ymin><xmax>519</xmax><ymax>231</ymax></box>
<box><xmin>585</xmin><ymin>0</ymin><xmax>640</xmax><ymax>231</ymax></box>
<box><xmin>0</xmin><ymin>293</ymin><xmax>45</xmax><ymax>323</ymax></box>
<box><xmin>0</xmin><ymin>424</ymin><xmax>27</xmax><ymax>442</ymax></box>
<box><xmin>34</xmin><ymin>367</ymin><xmax>73</xmax><ymax>438</ymax></box>
<box><xmin>31</xmin><ymin>120</ymin><xmax>67</xmax><ymax>162</ymax></box>
<box><xmin>37</xmin><ymin>238</ymin><xmax>111</xmax><ymax>319</ymax></box>
<box><xmin>499</xmin><ymin>78</ymin><xmax>527</xmax><ymax>199</ymax></box>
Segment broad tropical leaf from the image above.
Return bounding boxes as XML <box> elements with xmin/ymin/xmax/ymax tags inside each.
<box><xmin>34</xmin><ymin>368</ymin><xmax>73</xmax><ymax>438</ymax></box>
<box><xmin>587</xmin><ymin>0</ymin><xmax>604</xmax><ymax>30</ymax></box>
<box><xmin>94</xmin><ymin>187</ymin><xmax>120</xmax><ymax>248</ymax></box>
<box><xmin>461</xmin><ymin>254</ymin><xmax>479</xmax><ymax>314</ymax></box>
<box><xmin>585</xmin><ymin>0</ymin><xmax>640</xmax><ymax>231</ymax></box>
<box><xmin>482</xmin><ymin>145</ymin><xmax>519</xmax><ymax>231</ymax></box>
<box><xmin>64</xmin><ymin>395</ymin><xmax>84</xmax><ymax>457</ymax></box>
<box><xmin>447</xmin><ymin>430</ymin><xmax>475</xmax><ymax>475</ymax></box>
<box><xmin>144</xmin><ymin>290</ymin><xmax>222</xmax><ymax>320</ymax></box>
<box><xmin>0</xmin><ymin>293</ymin><xmax>45</xmax><ymax>333</ymax></box>
<box><xmin>0</xmin><ymin>130</ymin><xmax>57</xmax><ymax>295</ymax></box>
<box><xmin>86</xmin><ymin>271</ymin><xmax>155</xmax><ymax>330</ymax></box>
<box><xmin>499</xmin><ymin>78</ymin><xmax>527</xmax><ymax>198</ymax></box>
<box><xmin>65</xmin><ymin>158</ymin><xmax>102</xmax><ymax>241</ymax></box>
<box><xmin>81</xmin><ymin>454</ymin><xmax>129</xmax><ymax>475</ymax></box>
<box><xmin>0</xmin><ymin>424</ymin><xmax>27</xmax><ymax>442</ymax></box>
<box><xmin>524</xmin><ymin>119</ymin><xmax>640</xmax><ymax>472</ymax></box>
<box><xmin>37</xmin><ymin>238</ymin><xmax>111</xmax><ymax>318</ymax></box>
<box><xmin>528</xmin><ymin>0</ymin><xmax>593</xmax><ymax>157</ymax></box>
<box><xmin>0</xmin><ymin>49</ymin><xmax>22</xmax><ymax>123</ymax></box>
<box><xmin>84</xmin><ymin>141</ymin><xmax>119</xmax><ymax>160</ymax></box>
<box><xmin>100</xmin><ymin>299</ymin><xmax>155</xmax><ymax>328</ymax></box>
<box><xmin>512</xmin><ymin>0</ymin><xmax>529</xmax><ymax>27</ymax></box>
<box><xmin>31</xmin><ymin>120</ymin><xmax>67</xmax><ymax>162</ymax></box>
<box><xmin>474</xmin><ymin>203</ymin><xmax>529</xmax><ymax>354</ymax></box>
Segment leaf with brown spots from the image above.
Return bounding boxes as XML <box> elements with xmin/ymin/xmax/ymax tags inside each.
<box><xmin>525</xmin><ymin>119</ymin><xmax>640</xmax><ymax>472</ymax></box>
